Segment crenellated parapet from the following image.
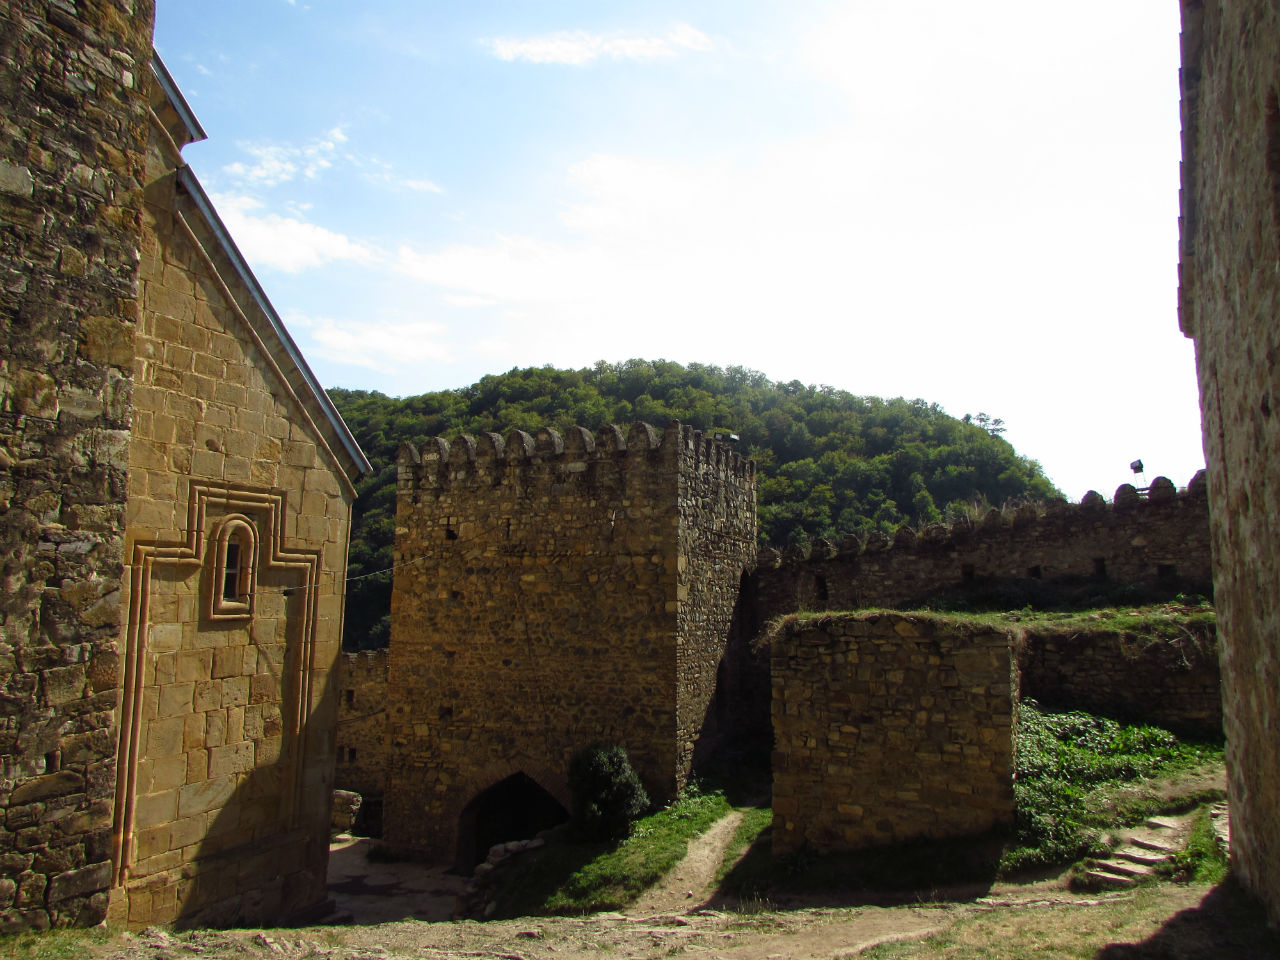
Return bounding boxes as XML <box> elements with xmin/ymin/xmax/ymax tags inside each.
<box><xmin>753</xmin><ymin>472</ymin><xmax>1211</xmax><ymax>619</ymax></box>
<box><xmin>760</xmin><ymin>471</ymin><xmax>1207</xmax><ymax>569</ymax></box>
<box><xmin>397</xmin><ymin>420</ymin><xmax>755</xmax><ymax>491</ymax></box>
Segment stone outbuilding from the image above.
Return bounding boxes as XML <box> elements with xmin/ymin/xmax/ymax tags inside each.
<box><xmin>0</xmin><ymin>3</ymin><xmax>367</xmax><ymax>930</ymax></box>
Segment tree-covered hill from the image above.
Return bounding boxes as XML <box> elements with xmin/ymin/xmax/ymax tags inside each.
<box><xmin>329</xmin><ymin>359</ymin><xmax>1059</xmax><ymax>649</ymax></box>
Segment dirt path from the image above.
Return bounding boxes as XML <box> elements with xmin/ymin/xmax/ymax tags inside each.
<box><xmin>99</xmin><ymin>885</ymin><xmax>1274</xmax><ymax>960</ymax></box>
<box><xmin>83</xmin><ymin>792</ymin><xmax>1278</xmax><ymax>960</ymax></box>
<box><xmin>627</xmin><ymin>809</ymin><xmax>745</xmax><ymax>916</ymax></box>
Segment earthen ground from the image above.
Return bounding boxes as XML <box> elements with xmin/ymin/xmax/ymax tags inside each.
<box><xmin>81</xmin><ymin>799</ymin><xmax>1280</xmax><ymax>960</ymax></box>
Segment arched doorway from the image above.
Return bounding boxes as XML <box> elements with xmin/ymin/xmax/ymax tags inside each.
<box><xmin>455</xmin><ymin>773</ymin><xmax>569</xmax><ymax>868</ymax></box>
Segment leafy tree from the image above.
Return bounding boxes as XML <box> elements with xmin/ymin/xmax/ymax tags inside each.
<box><xmin>328</xmin><ymin>360</ymin><xmax>1060</xmax><ymax>648</ymax></box>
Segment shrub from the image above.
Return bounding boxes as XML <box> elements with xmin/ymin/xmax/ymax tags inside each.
<box><xmin>568</xmin><ymin>744</ymin><xmax>651</xmax><ymax>841</ymax></box>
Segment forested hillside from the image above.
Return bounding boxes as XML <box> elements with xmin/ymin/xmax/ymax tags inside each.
<box><xmin>329</xmin><ymin>359</ymin><xmax>1059</xmax><ymax>649</ymax></box>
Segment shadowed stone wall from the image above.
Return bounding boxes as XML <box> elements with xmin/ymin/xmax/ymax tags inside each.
<box><xmin>0</xmin><ymin>0</ymin><xmax>154</xmax><ymax>931</ymax></box>
<box><xmin>385</xmin><ymin>422</ymin><xmax>755</xmax><ymax>863</ymax></box>
<box><xmin>1179</xmin><ymin>0</ymin><xmax>1280</xmax><ymax>923</ymax></box>
<box><xmin>771</xmin><ymin>613</ymin><xmax>1017</xmax><ymax>856</ymax></box>
<box><xmin>1021</xmin><ymin>625</ymin><xmax>1221</xmax><ymax>739</ymax></box>
<box><xmin>334</xmin><ymin>650</ymin><xmax>388</xmax><ymax>805</ymax></box>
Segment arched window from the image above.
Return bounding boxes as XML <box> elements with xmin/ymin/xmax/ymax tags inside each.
<box><xmin>209</xmin><ymin>516</ymin><xmax>258</xmax><ymax>620</ymax></box>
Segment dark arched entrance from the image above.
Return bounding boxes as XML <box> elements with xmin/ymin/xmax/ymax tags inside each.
<box><xmin>455</xmin><ymin>773</ymin><xmax>568</xmax><ymax>868</ymax></box>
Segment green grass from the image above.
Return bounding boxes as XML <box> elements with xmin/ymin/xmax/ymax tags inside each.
<box><xmin>1002</xmin><ymin>701</ymin><xmax>1224</xmax><ymax>873</ymax></box>
<box><xmin>765</xmin><ymin>601</ymin><xmax>1216</xmax><ymax>652</ymax></box>
<box><xmin>488</xmin><ymin>789</ymin><xmax>731</xmax><ymax>918</ymax></box>
<box><xmin>717</xmin><ymin>805</ymin><xmax>773</xmax><ymax>887</ymax></box>
<box><xmin>0</xmin><ymin>927</ymin><xmax>112</xmax><ymax>960</ymax></box>
<box><xmin>1173</xmin><ymin>805</ymin><xmax>1229</xmax><ymax>884</ymax></box>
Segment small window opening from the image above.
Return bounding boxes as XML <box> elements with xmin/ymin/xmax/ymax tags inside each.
<box><xmin>222</xmin><ymin>542</ymin><xmax>241</xmax><ymax>601</ymax></box>
<box><xmin>44</xmin><ymin>751</ymin><xmax>60</xmax><ymax>773</ymax></box>
<box><xmin>209</xmin><ymin>516</ymin><xmax>258</xmax><ymax>620</ymax></box>
<box><xmin>344</xmin><ymin>689</ymin><xmax>355</xmax><ymax>707</ymax></box>
<box><xmin>1093</xmin><ymin>557</ymin><xmax>1107</xmax><ymax>578</ymax></box>
<box><xmin>347</xmin><ymin>747</ymin><xmax>358</xmax><ymax>763</ymax></box>
<box><xmin>961</xmin><ymin>563</ymin><xmax>975</xmax><ymax>582</ymax></box>
<box><xmin>1027</xmin><ymin>565</ymin><xmax>1042</xmax><ymax>580</ymax></box>
<box><xmin>445</xmin><ymin>526</ymin><xmax>458</xmax><ymax>541</ymax></box>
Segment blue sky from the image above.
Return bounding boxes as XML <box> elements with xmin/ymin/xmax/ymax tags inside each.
<box><xmin>154</xmin><ymin>1</ymin><xmax>1204</xmax><ymax>500</ymax></box>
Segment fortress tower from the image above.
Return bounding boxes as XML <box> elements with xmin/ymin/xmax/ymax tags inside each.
<box><xmin>383</xmin><ymin>422</ymin><xmax>756</xmax><ymax>865</ymax></box>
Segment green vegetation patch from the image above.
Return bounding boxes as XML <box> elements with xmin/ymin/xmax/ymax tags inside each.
<box><xmin>0</xmin><ymin>927</ymin><xmax>112</xmax><ymax>960</ymax></box>
<box><xmin>1173</xmin><ymin>805</ymin><xmax>1230</xmax><ymax>885</ymax></box>
<box><xmin>1003</xmin><ymin>701</ymin><xmax>1223</xmax><ymax>873</ymax></box>
<box><xmin>489</xmin><ymin>789</ymin><xmax>731</xmax><ymax>918</ymax></box>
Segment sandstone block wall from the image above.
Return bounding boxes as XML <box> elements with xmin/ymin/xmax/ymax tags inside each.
<box><xmin>385</xmin><ymin>422</ymin><xmax>755</xmax><ymax>863</ymax></box>
<box><xmin>1021</xmin><ymin>626</ymin><xmax>1221</xmax><ymax>738</ymax></box>
<box><xmin>1179</xmin><ymin>0</ymin><xmax>1280</xmax><ymax>922</ymax></box>
<box><xmin>754</xmin><ymin>476</ymin><xmax>1211</xmax><ymax>622</ymax></box>
<box><xmin>101</xmin><ymin>78</ymin><xmax>360</xmax><ymax>927</ymax></box>
<box><xmin>334</xmin><ymin>649</ymin><xmax>389</xmax><ymax>804</ymax></box>
<box><xmin>0</xmin><ymin>0</ymin><xmax>154</xmax><ymax>931</ymax></box>
<box><xmin>771</xmin><ymin>613</ymin><xmax>1017</xmax><ymax>856</ymax></box>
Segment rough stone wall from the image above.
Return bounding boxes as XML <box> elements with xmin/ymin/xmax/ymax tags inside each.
<box><xmin>1021</xmin><ymin>627</ymin><xmax>1221</xmax><ymax>739</ymax></box>
<box><xmin>385</xmin><ymin>422</ymin><xmax>755</xmax><ymax>863</ymax></box>
<box><xmin>334</xmin><ymin>650</ymin><xmax>389</xmax><ymax>803</ymax></box>
<box><xmin>753</xmin><ymin>475</ymin><xmax>1211</xmax><ymax>621</ymax></box>
<box><xmin>1178</xmin><ymin>0</ymin><xmax>1280</xmax><ymax>922</ymax></box>
<box><xmin>674</xmin><ymin>436</ymin><xmax>758</xmax><ymax>773</ymax></box>
<box><xmin>0</xmin><ymin>0</ymin><xmax>155</xmax><ymax>931</ymax></box>
<box><xmin>103</xmin><ymin>80</ymin><xmax>357</xmax><ymax>927</ymax></box>
<box><xmin>771</xmin><ymin>613</ymin><xmax>1017</xmax><ymax>857</ymax></box>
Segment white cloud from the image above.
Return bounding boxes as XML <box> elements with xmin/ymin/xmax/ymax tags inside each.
<box><xmin>482</xmin><ymin>23</ymin><xmax>712</xmax><ymax>65</ymax></box>
<box><xmin>399</xmin><ymin>178</ymin><xmax>445</xmax><ymax>194</ymax></box>
<box><xmin>286</xmin><ymin>311</ymin><xmax>454</xmax><ymax>373</ymax></box>
<box><xmin>211</xmin><ymin>194</ymin><xmax>377</xmax><ymax>273</ymax></box>
<box><xmin>222</xmin><ymin>127</ymin><xmax>348</xmax><ymax>187</ymax></box>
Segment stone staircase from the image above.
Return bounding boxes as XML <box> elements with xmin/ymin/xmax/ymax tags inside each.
<box><xmin>1082</xmin><ymin>815</ymin><xmax>1189</xmax><ymax>889</ymax></box>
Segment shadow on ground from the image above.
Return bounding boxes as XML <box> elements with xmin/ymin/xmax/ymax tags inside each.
<box><xmin>1096</xmin><ymin>879</ymin><xmax>1280</xmax><ymax>959</ymax></box>
<box><xmin>708</xmin><ymin>822</ymin><xmax>1002</xmax><ymax>910</ymax></box>
<box><xmin>325</xmin><ymin>837</ymin><xmax>467</xmax><ymax>924</ymax></box>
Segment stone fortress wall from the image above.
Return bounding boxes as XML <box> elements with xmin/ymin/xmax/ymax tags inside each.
<box><xmin>753</xmin><ymin>474</ymin><xmax>1211</xmax><ymax>620</ymax></box>
<box><xmin>333</xmin><ymin>650</ymin><xmax>388</xmax><ymax>810</ymax></box>
<box><xmin>339</xmin><ymin>467</ymin><xmax>1221</xmax><ymax>835</ymax></box>
<box><xmin>1178</xmin><ymin>0</ymin><xmax>1280</xmax><ymax>923</ymax></box>
<box><xmin>0</xmin><ymin>0</ymin><xmax>155</xmax><ymax>930</ymax></box>
<box><xmin>772</xmin><ymin>613</ymin><xmax>1017</xmax><ymax>856</ymax></box>
<box><xmin>383</xmin><ymin>422</ymin><xmax>756</xmax><ymax>865</ymax></box>
<box><xmin>1020</xmin><ymin>625</ymin><xmax>1220</xmax><ymax>739</ymax></box>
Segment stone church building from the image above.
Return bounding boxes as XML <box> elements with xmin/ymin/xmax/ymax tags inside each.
<box><xmin>1</xmin><ymin>3</ymin><xmax>367</xmax><ymax>930</ymax></box>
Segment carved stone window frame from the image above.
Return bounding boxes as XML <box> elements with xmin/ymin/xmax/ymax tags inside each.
<box><xmin>209</xmin><ymin>514</ymin><xmax>258</xmax><ymax>620</ymax></box>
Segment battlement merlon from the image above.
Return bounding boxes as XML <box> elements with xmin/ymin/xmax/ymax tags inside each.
<box><xmin>396</xmin><ymin>420</ymin><xmax>757</xmax><ymax>492</ymax></box>
<box><xmin>760</xmin><ymin>470</ymin><xmax>1208</xmax><ymax>567</ymax></box>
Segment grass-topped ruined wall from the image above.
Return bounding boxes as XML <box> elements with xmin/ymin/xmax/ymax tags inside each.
<box><xmin>771</xmin><ymin>612</ymin><xmax>1018</xmax><ymax>856</ymax></box>
<box><xmin>384</xmin><ymin>422</ymin><xmax>756</xmax><ymax>864</ymax></box>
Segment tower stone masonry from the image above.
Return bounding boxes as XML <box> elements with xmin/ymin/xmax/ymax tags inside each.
<box><xmin>384</xmin><ymin>422</ymin><xmax>756</xmax><ymax>865</ymax></box>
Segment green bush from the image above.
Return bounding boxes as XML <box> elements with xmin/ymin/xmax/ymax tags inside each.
<box><xmin>568</xmin><ymin>744</ymin><xmax>651</xmax><ymax>840</ymax></box>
